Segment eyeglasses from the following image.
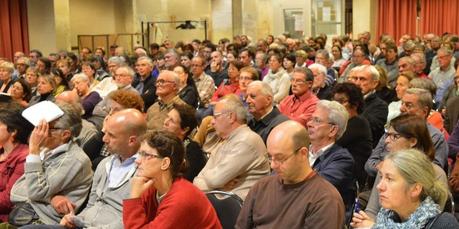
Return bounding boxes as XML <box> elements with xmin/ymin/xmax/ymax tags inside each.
<box><xmin>386</xmin><ymin>131</ymin><xmax>403</xmax><ymax>141</ymax></box>
<box><xmin>291</xmin><ymin>79</ymin><xmax>308</xmax><ymax>84</ymax></box>
<box><xmin>138</xmin><ymin>151</ymin><xmax>163</xmax><ymax>160</ymax></box>
<box><xmin>348</xmin><ymin>76</ymin><xmax>369</xmax><ymax>82</ymax></box>
<box><xmin>214</xmin><ymin>111</ymin><xmax>229</xmax><ymax>119</ymax></box>
<box><xmin>268</xmin><ymin>146</ymin><xmax>303</xmax><ymax>165</ymax></box>
<box><xmin>310</xmin><ymin>116</ymin><xmax>335</xmax><ymax>125</ymax></box>
<box><xmin>156</xmin><ymin>79</ymin><xmax>175</xmax><ymax>86</ymax></box>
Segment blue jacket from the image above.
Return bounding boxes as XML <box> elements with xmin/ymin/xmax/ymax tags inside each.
<box><xmin>312</xmin><ymin>144</ymin><xmax>355</xmax><ymax>214</ymax></box>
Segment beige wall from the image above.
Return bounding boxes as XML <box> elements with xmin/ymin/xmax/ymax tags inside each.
<box><xmin>27</xmin><ymin>0</ymin><xmax>56</xmax><ymax>55</ymax></box>
<box><xmin>352</xmin><ymin>0</ymin><xmax>377</xmax><ymax>41</ymax></box>
<box><xmin>27</xmin><ymin>0</ymin><xmax>377</xmax><ymax>54</ymax></box>
<box><xmin>69</xmin><ymin>0</ymin><xmax>116</xmax><ymax>47</ymax></box>
<box><xmin>136</xmin><ymin>0</ymin><xmax>211</xmax><ymax>44</ymax></box>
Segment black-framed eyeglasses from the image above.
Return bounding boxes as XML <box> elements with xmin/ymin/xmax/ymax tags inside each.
<box><xmin>386</xmin><ymin>131</ymin><xmax>403</xmax><ymax>141</ymax></box>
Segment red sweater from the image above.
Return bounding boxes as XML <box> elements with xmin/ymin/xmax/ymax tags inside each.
<box><xmin>0</xmin><ymin>144</ymin><xmax>28</xmax><ymax>222</ymax></box>
<box><xmin>123</xmin><ymin>178</ymin><xmax>222</xmax><ymax>229</ymax></box>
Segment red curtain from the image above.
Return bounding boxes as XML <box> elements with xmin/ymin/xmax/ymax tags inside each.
<box><xmin>420</xmin><ymin>0</ymin><xmax>459</xmax><ymax>35</ymax></box>
<box><xmin>377</xmin><ymin>0</ymin><xmax>417</xmax><ymax>43</ymax></box>
<box><xmin>0</xmin><ymin>0</ymin><xmax>29</xmax><ymax>61</ymax></box>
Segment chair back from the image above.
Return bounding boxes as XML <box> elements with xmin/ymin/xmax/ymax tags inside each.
<box><xmin>206</xmin><ymin>190</ymin><xmax>243</xmax><ymax>229</ymax></box>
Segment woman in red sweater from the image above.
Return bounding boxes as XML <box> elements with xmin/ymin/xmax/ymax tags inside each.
<box><xmin>123</xmin><ymin>130</ymin><xmax>221</xmax><ymax>229</ymax></box>
<box><xmin>0</xmin><ymin>108</ymin><xmax>33</xmax><ymax>222</ymax></box>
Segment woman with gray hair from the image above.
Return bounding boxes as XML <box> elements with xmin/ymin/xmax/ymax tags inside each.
<box><xmin>72</xmin><ymin>73</ymin><xmax>102</xmax><ymax>119</ymax></box>
<box><xmin>352</xmin><ymin>149</ymin><xmax>458</xmax><ymax>228</ymax></box>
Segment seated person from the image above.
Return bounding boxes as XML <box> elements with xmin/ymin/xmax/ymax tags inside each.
<box><xmin>352</xmin><ymin>150</ymin><xmax>458</xmax><ymax>228</ymax></box>
<box><xmin>163</xmin><ymin>103</ymin><xmax>207</xmax><ymax>181</ymax></box>
<box><xmin>0</xmin><ymin>109</ymin><xmax>33</xmax><ymax>222</ymax></box>
<box><xmin>236</xmin><ymin>121</ymin><xmax>345</xmax><ymax>228</ymax></box>
<box><xmin>193</xmin><ymin>95</ymin><xmax>270</xmax><ymax>200</ymax></box>
<box><xmin>146</xmin><ymin>70</ymin><xmax>185</xmax><ymax>131</ymax></box>
<box><xmin>246</xmin><ymin>81</ymin><xmax>289</xmax><ymax>144</ymax></box>
<box><xmin>332</xmin><ymin>83</ymin><xmax>373</xmax><ymax>191</ymax></box>
<box><xmin>174</xmin><ymin>65</ymin><xmax>200</xmax><ymax>108</ymax></box>
<box><xmin>365</xmin><ymin>88</ymin><xmax>449</xmax><ymax>177</ymax></box>
<box><xmin>54</xmin><ymin>109</ymin><xmax>146</xmax><ymax>228</ymax></box>
<box><xmin>306</xmin><ymin>100</ymin><xmax>355</xmax><ymax>221</ymax></box>
<box><xmin>364</xmin><ymin>114</ymin><xmax>448</xmax><ymax>220</ymax></box>
<box><xmin>278</xmin><ymin>67</ymin><xmax>318</xmax><ymax>127</ymax></box>
<box><xmin>71</xmin><ymin>73</ymin><xmax>102</xmax><ymax>119</ymax></box>
<box><xmin>28</xmin><ymin>74</ymin><xmax>56</xmax><ymax>106</ymax></box>
<box><xmin>123</xmin><ymin>131</ymin><xmax>221</xmax><ymax>228</ymax></box>
<box><xmin>9</xmin><ymin>103</ymin><xmax>93</xmax><ymax>225</ymax></box>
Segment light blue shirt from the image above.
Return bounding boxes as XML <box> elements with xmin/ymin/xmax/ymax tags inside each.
<box><xmin>107</xmin><ymin>154</ymin><xmax>138</xmax><ymax>188</ymax></box>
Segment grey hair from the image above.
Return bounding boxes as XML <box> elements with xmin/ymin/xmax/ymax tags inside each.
<box><xmin>437</xmin><ymin>47</ymin><xmax>453</xmax><ymax>56</ymax></box>
<box><xmin>137</xmin><ymin>56</ymin><xmax>154</xmax><ymax>67</ymax></box>
<box><xmin>117</xmin><ymin>65</ymin><xmax>135</xmax><ymax>77</ymax></box>
<box><xmin>72</xmin><ymin>73</ymin><xmax>89</xmax><ymax>83</ymax></box>
<box><xmin>219</xmin><ymin>95</ymin><xmax>248</xmax><ymax>124</ymax></box>
<box><xmin>308</xmin><ymin>63</ymin><xmax>327</xmax><ymax>76</ymax></box>
<box><xmin>0</xmin><ymin>61</ymin><xmax>15</xmax><ymax>74</ymax></box>
<box><xmin>293</xmin><ymin>67</ymin><xmax>314</xmax><ymax>81</ymax></box>
<box><xmin>316</xmin><ymin>49</ymin><xmax>331</xmax><ymax>61</ymax></box>
<box><xmin>411</xmin><ymin>53</ymin><xmax>426</xmax><ymax>64</ymax></box>
<box><xmin>316</xmin><ymin>100</ymin><xmax>349</xmax><ymax>139</ymax></box>
<box><xmin>17</xmin><ymin>57</ymin><xmax>31</xmax><ymax>66</ymax></box>
<box><xmin>399</xmin><ymin>56</ymin><xmax>415</xmax><ymax>66</ymax></box>
<box><xmin>54</xmin><ymin>103</ymin><xmax>83</xmax><ymax>139</ymax></box>
<box><xmin>404</xmin><ymin>88</ymin><xmax>433</xmax><ymax>114</ymax></box>
<box><xmin>362</xmin><ymin>65</ymin><xmax>380</xmax><ymax>81</ymax></box>
<box><xmin>384</xmin><ymin>149</ymin><xmax>448</xmax><ymax>209</ymax></box>
<box><xmin>247</xmin><ymin>81</ymin><xmax>274</xmax><ymax>106</ymax></box>
<box><xmin>108</xmin><ymin>56</ymin><xmax>126</xmax><ymax>66</ymax></box>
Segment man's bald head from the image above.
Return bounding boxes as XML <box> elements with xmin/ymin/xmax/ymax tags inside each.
<box><xmin>268</xmin><ymin>120</ymin><xmax>310</xmax><ymax>151</ymax></box>
<box><xmin>55</xmin><ymin>90</ymin><xmax>80</xmax><ymax>104</ymax></box>
<box><xmin>109</xmin><ymin>108</ymin><xmax>147</xmax><ymax>136</ymax></box>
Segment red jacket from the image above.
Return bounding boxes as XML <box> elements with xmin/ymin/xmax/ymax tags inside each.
<box><xmin>0</xmin><ymin>144</ymin><xmax>28</xmax><ymax>222</ymax></box>
<box><xmin>123</xmin><ymin>178</ymin><xmax>221</xmax><ymax>229</ymax></box>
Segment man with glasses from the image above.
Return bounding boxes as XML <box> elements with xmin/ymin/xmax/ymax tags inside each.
<box><xmin>428</xmin><ymin>47</ymin><xmax>456</xmax><ymax>104</ymax></box>
<box><xmin>193</xmin><ymin>96</ymin><xmax>269</xmax><ymax>200</ymax></box>
<box><xmin>279</xmin><ymin>67</ymin><xmax>318</xmax><ymax>127</ymax></box>
<box><xmin>191</xmin><ymin>56</ymin><xmax>215</xmax><ymax>108</ymax></box>
<box><xmin>348</xmin><ymin>65</ymin><xmax>388</xmax><ymax>147</ymax></box>
<box><xmin>236</xmin><ymin>120</ymin><xmax>345</xmax><ymax>228</ymax></box>
<box><xmin>365</xmin><ymin>88</ymin><xmax>448</xmax><ymax>176</ymax></box>
<box><xmin>146</xmin><ymin>70</ymin><xmax>185</xmax><ymax>131</ymax></box>
<box><xmin>306</xmin><ymin>100</ymin><xmax>355</xmax><ymax>221</ymax></box>
<box><xmin>56</xmin><ymin>109</ymin><xmax>146</xmax><ymax>228</ymax></box>
<box><xmin>10</xmin><ymin>103</ymin><xmax>93</xmax><ymax>225</ymax></box>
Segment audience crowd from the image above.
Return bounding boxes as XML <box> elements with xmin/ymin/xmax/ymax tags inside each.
<box><xmin>1</xmin><ymin>31</ymin><xmax>459</xmax><ymax>228</ymax></box>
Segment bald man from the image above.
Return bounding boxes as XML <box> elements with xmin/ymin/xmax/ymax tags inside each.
<box><xmin>58</xmin><ymin>109</ymin><xmax>146</xmax><ymax>228</ymax></box>
<box><xmin>236</xmin><ymin>121</ymin><xmax>345</xmax><ymax>228</ymax></box>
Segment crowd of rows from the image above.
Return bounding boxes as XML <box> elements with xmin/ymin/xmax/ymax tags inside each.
<box><xmin>0</xmin><ymin>31</ymin><xmax>459</xmax><ymax>228</ymax></box>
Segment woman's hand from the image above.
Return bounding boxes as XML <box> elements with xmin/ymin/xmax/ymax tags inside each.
<box><xmin>130</xmin><ymin>176</ymin><xmax>155</xmax><ymax>198</ymax></box>
<box><xmin>29</xmin><ymin>120</ymin><xmax>49</xmax><ymax>155</ymax></box>
<box><xmin>350</xmin><ymin>210</ymin><xmax>374</xmax><ymax>228</ymax></box>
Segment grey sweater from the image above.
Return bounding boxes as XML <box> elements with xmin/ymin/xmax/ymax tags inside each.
<box><xmin>10</xmin><ymin>142</ymin><xmax>93</xmax><ymax>224</ymax></box>
<box><xmin>77</xmin><ymin>155</ymin><xmax>137</xmax><ymax>229</ymax></box>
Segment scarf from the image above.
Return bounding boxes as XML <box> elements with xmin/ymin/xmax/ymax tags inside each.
<box><xmin>372</xmin><ymin>196</ymin><xmax>440</xmax><ymax>229</ymax></box>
